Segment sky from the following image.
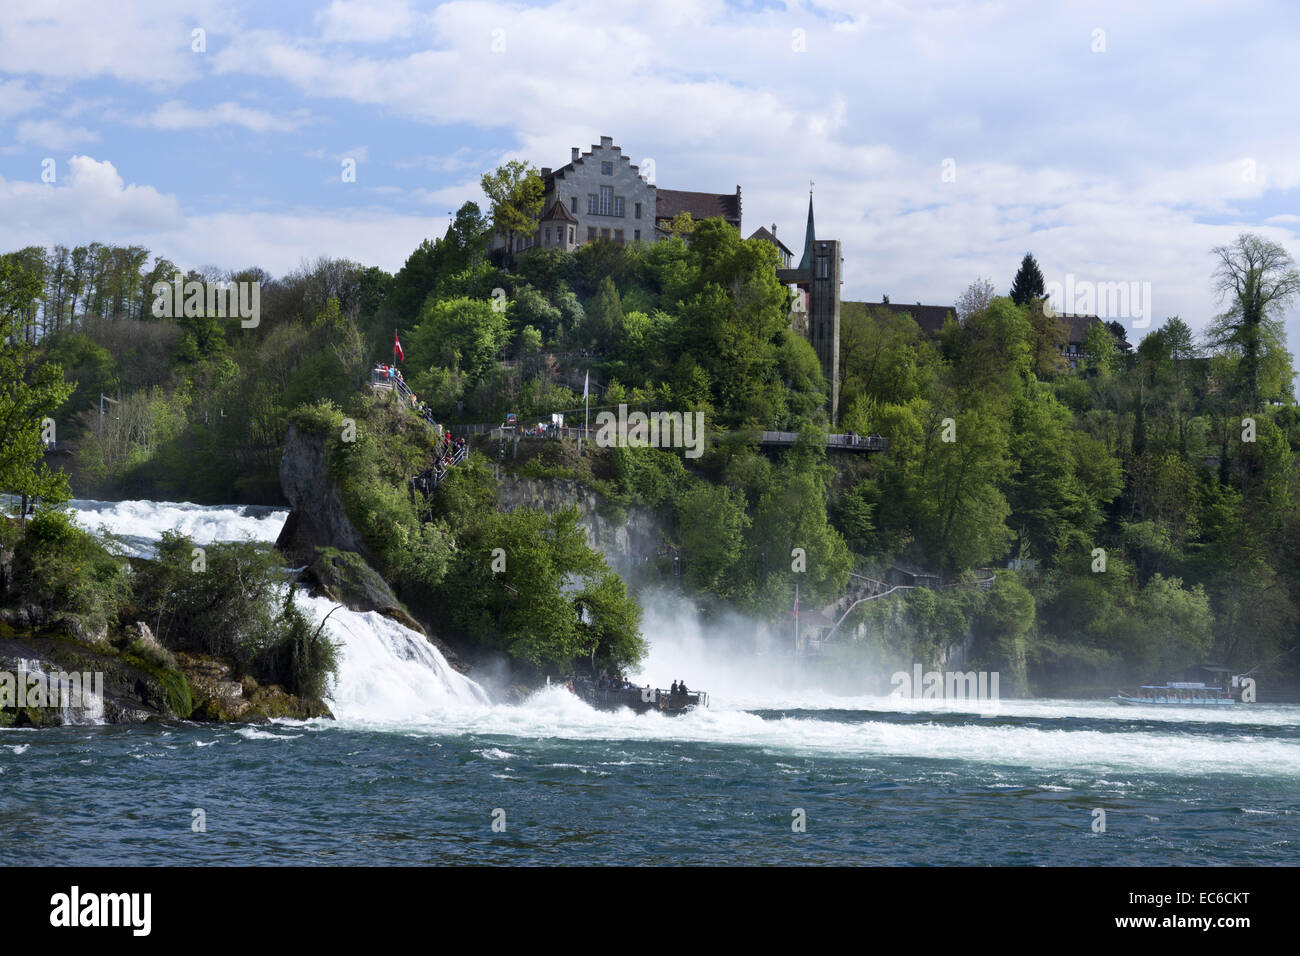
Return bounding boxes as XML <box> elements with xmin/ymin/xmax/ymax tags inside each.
<box><xmin>2</xmin><ymin>0</ymin><xmax>1298</xmax><ymax>349</ymax></box>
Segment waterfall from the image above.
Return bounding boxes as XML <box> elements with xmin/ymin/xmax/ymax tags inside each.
<box><xmin>65</xmin><ymin>499</ymin><xmax>489</xmax><ymax>724</ymax></box>
<box><xmin>297</xmin><ymin>594</ymin><xmax>490</xmax><ymax>722</ymax></box>
<box><xmin>13</xmin><ymin>658</ymin><xmax>105</xmax><ymax>725</ymax></box>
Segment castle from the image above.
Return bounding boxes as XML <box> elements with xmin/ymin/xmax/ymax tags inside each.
<box><xmin>493</xmin><ymin>135</ymin><xmax>1125</xmax><ymax>425</ymax></box>
<box><xmin>500</xmin><ymin>136</ymin><xmax>740</xmax><ymax>253</ymax></box>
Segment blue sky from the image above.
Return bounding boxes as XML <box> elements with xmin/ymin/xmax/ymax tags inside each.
<box><xmin>2</xmin><ymin>0</ymin><xmax>1298</xmax><ymax>349</ymax></box>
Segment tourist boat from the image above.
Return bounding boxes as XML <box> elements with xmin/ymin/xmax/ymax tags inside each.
<box><xmin>1110</xmin><ymin>681</ymin><xmax>1241</xmax><ymax>706</ymax></box>
<box><xmin>571</xmin><ymin>678</ymin><xmax>708</xmax><ymax>715</ymax></box>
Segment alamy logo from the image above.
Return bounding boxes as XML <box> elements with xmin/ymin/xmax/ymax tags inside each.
<box><xmin>891</xmin><ymin>664</ymin><xmax>1001</xmax><ymax>714</ymax></box>
<box><xmin>0</xmin><ymin>666</ymin><xmax>102</xmax><ymax>710</ymax></box>
<box><xmin>49</xmin><ymin>886</ymin><xmax>151</xmax><ymax>936</ymax></box>
<box><xmin>593</xmin><ymin>404</ymin><xmax>705</xmax><ymax>459</ymax></box>
<box><xmin>151</xmin><ymin>272</ymin><xmax>260</xmax><ymax>328</ymax></box>
<box><xmin>1044</xmin><ymin>273</ymin><xmax>1152</xmax><ymax>328</ymax></box>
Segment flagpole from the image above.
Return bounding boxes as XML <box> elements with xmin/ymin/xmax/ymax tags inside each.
<box><xmin>581</xmin><ymin>370</ymin><xmax>589</xmax><ymax>455</ymax></box>
<box><xmin>794</xmin><ymin>583</ymin><xmax>799</xmax><ymax>655</ymax></box>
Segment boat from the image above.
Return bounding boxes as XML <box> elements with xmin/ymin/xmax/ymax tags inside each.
<box><xmin>1110</xmin><ymin>681</ymin><xmax>1241</xmax><ymax>707</ymax></box>
<box><xmin>570</xmin><ymin>677</ymin><xmax>708</xmax><ymax>715</ymax></box>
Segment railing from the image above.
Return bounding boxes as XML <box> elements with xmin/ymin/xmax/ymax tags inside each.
<box><xmin>759</xmin><ymin>431</ymin><xmax>888</xmax><ymax>451</ymax></box>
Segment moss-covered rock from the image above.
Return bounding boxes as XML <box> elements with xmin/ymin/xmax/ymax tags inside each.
<box><xmin>0</xmin><ymin>624</ymin><xmax>194</xmax><ymax>725</ymax></box>
<box><xmin>178</xmin><ymin>651</ymin><xmax>332</xmax><ymax>723</ymax></box>
<box><xmin>306</xmin><ymin>546</ymin><xmax>424</xmax><ymax>634</ymax></box>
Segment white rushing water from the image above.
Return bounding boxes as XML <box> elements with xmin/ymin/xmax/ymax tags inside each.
<box><xmin>55</xmin><ymin>500</ymin><xmax>1300</xmax><ymax>779</ymax></box>
<box><xmin>65</xmin><ymin>498</ymin><xmax>490</xmax><ymax>719</ymax></box>
<box><xmin>68</xmin><ymin>498</ymin><xmax>290</xmax><ymax>559</ymax></box>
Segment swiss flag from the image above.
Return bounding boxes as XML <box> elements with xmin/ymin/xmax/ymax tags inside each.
<box><xmin>394</xmin><ymin>332</ymin><xmax>405</xmax><ymax>362</ymax></box>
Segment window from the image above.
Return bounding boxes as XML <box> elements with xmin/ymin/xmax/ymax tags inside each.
<box><xmin>587</xmin><ymin>194</ymin><xmax>598</xmax><ymax>214</ymax></box>
<box><xmin>601</xmin><ymin>228</ymin><xmax>610</xmax><ymax>240</ymax></box>
<box><xmin>614</xmin><ymin>196</ymin><xmax>624</xmax><ymax>217</ymax></box>
<box><xmin>634</xmin><ymin>229</ymin><xmax>640</xmax><ymax>241</ymax></box>
<box><xmin>815</xmin><ymin>255</ymin><xmax>829</xmax><ymax>279</ymax></box>
<box><xmin>615</xmin><ymin>229</ymin><xmax>624</xmax><ymax>244</ymax></box>
<box><xmin>634</xmin><ymin>202</ymin><xmax>641</xmax><ymax>219</ymax></box>
<box><xmin>599</xmin><ymin>186</ymin><xmax>613</xmax><ymax>216</ymax></box>
<box><xmin>570</xmin><ymin>196</ymin><xmax>577</xmax><ymax>213</ymax></box>
<box><xmin>601</xmin><ymin>161</ymin><xmax>613</xmax><ymax>175</ymax></box>
<box><xmin>587</xmin><ymin>226</ymin><xmax>596</xmax><ymax>241</ymax></box>
<box><xmin>569</xmin><ymin>226</ymin><xmax>575</xmax><ymax>244</ymax></box>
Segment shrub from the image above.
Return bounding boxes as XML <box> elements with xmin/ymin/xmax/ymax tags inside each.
<box><xmin>9</xmin><ymin>509</ymin><xmax>132</xmax><ymax>638</ymax></box>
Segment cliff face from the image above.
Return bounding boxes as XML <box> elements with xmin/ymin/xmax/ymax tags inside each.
<box><xmin>277</xmin><ymin>423</ymin><xmax>372</xmax><ymax>565</ymax></box>
<box><xmin>494</xmin><ymin>474</ymin><xmax>663</xmax><ymax>579</ymax></box>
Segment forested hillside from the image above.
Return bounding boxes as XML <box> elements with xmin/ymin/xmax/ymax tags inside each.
<box><xmin>7</xmin><ymin>191</ymin><xmax>1300</xmax><ymax>691</ymax></box>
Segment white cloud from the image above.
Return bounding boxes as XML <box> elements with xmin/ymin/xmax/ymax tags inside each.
<box><xmin>0</xmin><ymin>156</ymin><xmax>182</xmax><ymax>238</ymax></box>
<box><xmin>0</xmin><ymin>154</ymin><xmax>444</xmax><ymax>277</ymax></box>
<box><xmin>314</xmin><ymin>0</ymin><xmax>422</xmax><ymax>43</ymax></box>
<box><xmin>0</xmin><ymin>0</ymin><xmax>229</xmax><ymax>85</ymax></box>
<box><xmin>142</xmin><ymin>100</ymin><xmax>309</xmax><ymax>132</ymax></box>
<box><xmin>15</xmin><ymin>119</ymin><xmax>100</xmax><ymax>150</ymax></box>
<box><xmin>0</xmin><ymin>78</ymin><xmax>44</xmax><ymax>120</ymax></box>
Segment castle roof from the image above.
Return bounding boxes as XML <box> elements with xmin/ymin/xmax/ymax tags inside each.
<box><xmin>655</xmin><ymin>188</ymin><xmax>741</xmax><ymax>226</ymax></box>
<box><xmin>749</xmin><ymin>225</ymin><xmax>793</xmax><ymax>257</ymax></box>
<box><xmin>797</xmin><ymin>193</ymin><xmax>816</xmax><ymax>271</ymax></box>
<box><xmin>540</xmin><ymin>200</ymin><xmax>578</xmax><ymax>223</ymax></box>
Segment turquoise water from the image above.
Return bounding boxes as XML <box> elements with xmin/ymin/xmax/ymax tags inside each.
<box><xmin>3</xmin><ymin>499</ymin><xmax>1292</xmax><ymax>867</ymax></box>
<box><xmin>2</xmin><ymin>701</ymin><xmax>1296</xmax><ymax>866</ymax></box>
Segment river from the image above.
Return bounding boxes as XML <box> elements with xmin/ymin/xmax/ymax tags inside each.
<box><xmin>0</xmin><ymin>500</ymin><xmax>1295</xmax><ymax>865</ymax></box>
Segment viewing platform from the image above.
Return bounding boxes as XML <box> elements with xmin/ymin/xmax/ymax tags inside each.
<box><xmin>757</xmin><ymin>431</ymin><xmax>887</xmax><ymax>452</ymax></box>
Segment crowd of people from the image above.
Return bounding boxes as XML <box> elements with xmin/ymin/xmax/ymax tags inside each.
<box><xmin>374</xmin><ymin>363</ymin><xmax>439</xmax><ymax>430</ymax></box>
<box><xmin>412</xmin><ymin>434</ymin><xmax>468</xmax><ymax>498</ymax></box>
<box><xmin>563</xmin><ymin>674</ymin><xmax>693</xmax><ymax>697</ymax></box>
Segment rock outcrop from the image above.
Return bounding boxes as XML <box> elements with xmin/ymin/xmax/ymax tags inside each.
<box><xmin>305</xmin><ymin>546</ymin><xmax>425</xmax><ymax>635</ymax></box>
<box><xmin>0</xmin><ymin>624</ymin><xmax>193</xmax><ymax>727</ymax></box>
<box><xmin>495</xmin><ymin>473</ymin><xmax>663</xmax><ymax>579</ymax></box>
<box><xmin>276</xmin><ymin>423</ymin><xmax>372</xmax><ymax>564</ymax></box>
<box><xmin>180</xmin><ymin>652</ymin><xmax>332</xmax><ymax>722</ymax></box>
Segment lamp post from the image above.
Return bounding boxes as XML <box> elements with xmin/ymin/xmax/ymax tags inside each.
<box><xmin>98</xmin><ymin>393</ymin><xmax>120</xmax><ymax>437</ymax></box>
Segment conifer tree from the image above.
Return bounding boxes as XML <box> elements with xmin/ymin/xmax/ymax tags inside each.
<box><xmin>1010</xmin><ymin>253</ymin><xmax>1046</xmax><ymax>307</ymax></box>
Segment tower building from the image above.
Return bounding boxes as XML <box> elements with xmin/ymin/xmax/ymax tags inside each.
<box><xmin>776</xmin><ymin>193</ymin><xmax>841</xmax><ymax>423</ymax></box>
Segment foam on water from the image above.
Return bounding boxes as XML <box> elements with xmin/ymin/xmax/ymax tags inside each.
<box><xmin>67</xmin><ymin>498</ymin><xmax>288</xmax><ymax>558</ymax></box>
<box><xmin>55</xmin><ymin>500</ymin><xmax>1300</xmax><ymax>780</ymax></box>
<box><xmin>297</xmin><ymin>593</ymin><xmax>491</xmax><ymax>721</ymax></box>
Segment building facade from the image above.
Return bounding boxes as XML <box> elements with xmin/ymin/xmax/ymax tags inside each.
<box><xmin>539</xmin><ymin>136</ymin><xmax>657</xmax><ymax>249</ymax></box>
<box><xmin>497</xmin><ymin>136</ymin><xmax>743</xmax><ymax>253</ymax></box>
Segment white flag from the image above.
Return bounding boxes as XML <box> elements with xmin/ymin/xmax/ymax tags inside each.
<box><xmin>583</xmin><ymin>370</ymin><xmax>589</xmax><ymax>399</ymax></box>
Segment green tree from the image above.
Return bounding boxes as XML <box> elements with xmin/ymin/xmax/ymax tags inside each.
<box><xmin>1009</xmin><ymin>253</ymin><xmax>1046</xmax><ymax>307</ymax></box>
<box><xmin>0</xmin><ymin>254</ymin><xmax>74</xmax><ymax>507</ymax></box>
<box><xmin>677</xmin><ymin>483</ymin><xmax>750</xmax><ymax>598</ymax></box>
<box><xmin>409</xmin><ymin>296</ymin><xmax>510</xmax><ymax>392</ymax></box>
<box><xmin>1206</xmin><ymin>233</ymin><xmax>1300</xmax><ymax>409</ymax></box>
<box><xmin>481</xmin><ymin>161</ymin><xmax>544</xmax><ymax>262</ymax></box>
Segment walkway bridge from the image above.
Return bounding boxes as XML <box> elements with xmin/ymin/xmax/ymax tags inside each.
<box><xmin>370</xmin><ymin>367</ymin><xmax>471</xmax><ymax>500</ymax></box>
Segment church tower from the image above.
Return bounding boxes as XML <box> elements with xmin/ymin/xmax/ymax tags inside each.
<box><xmin>777</xmin><ymin>192</ymin><xmax>841</xmax><ymax>423</ymax></box>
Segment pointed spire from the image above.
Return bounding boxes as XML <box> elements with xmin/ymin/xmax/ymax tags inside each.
<box><xmin>797</xmin><ymin>188</ymin><xmax>816</xmax><ymax>272</ymax></box>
